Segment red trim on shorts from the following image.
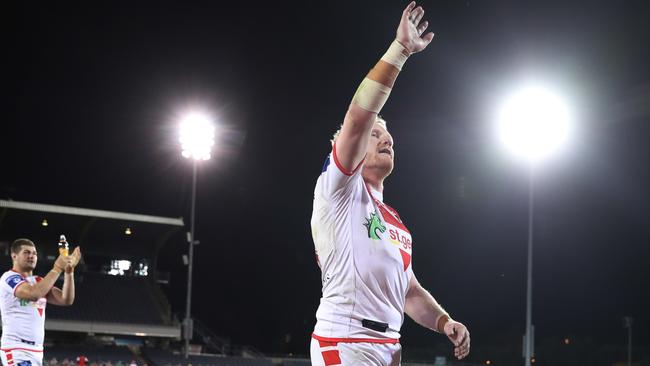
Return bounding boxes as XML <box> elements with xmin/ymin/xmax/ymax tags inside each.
<box><xmin>1</xmin><ymin>348</ymin><xmax>43</xmax><ymax>353</ymax></box>
<box><xmin>316</xmin><ymin>340</ymin><xmax>341</xmax><ymax>366</ymax></box>
<box><xmin>332</xmin><ymin>144</ymin><xmax>364</xmax><ymax>176</ymax></box>
<box><xmin>312</xmin><ymin>333</ymin><xmax>399</xmax><ymax>344</ymax></box>
<box><xmin>321</xmin><ymin>350</ymin><xmax>341</xmax><ymax>365</ymax></box>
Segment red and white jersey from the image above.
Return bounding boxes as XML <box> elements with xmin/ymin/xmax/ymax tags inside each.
<box><xmin>0</xmin><ymin>270</ymin><xmax>46</xmax><ymax>351</ymax></box>
<box><xmin>311</xmin><ymin>145</ymin><xmax>413</xmax><ymax>342</ymax></box>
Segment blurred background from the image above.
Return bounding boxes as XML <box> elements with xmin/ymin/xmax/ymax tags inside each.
<box><xmin>4</xmin><ymin>1</ymin><xmax>649</xmax><ymax>365</ymax></box>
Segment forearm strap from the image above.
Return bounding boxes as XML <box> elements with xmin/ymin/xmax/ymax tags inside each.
<box><xmin>380</xmin><ymin>40</ymin><xmax>410</xmax><ymax>71</ymax></box>
<box><xmin>351</xmin><ymin>78</ymin><xmax>392</xmax><ymax>113</ymax></box>
<box><xmin>436</xmin><ymin>314</ymin><xmax>451</xmax><ymax>333</ymax></box>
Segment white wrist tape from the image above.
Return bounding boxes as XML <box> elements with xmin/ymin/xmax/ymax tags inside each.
<box><xmin>381</xmin><ymin>40</ymin><xmax>410</xmax><ymax>70</ymax></box>
<box><xmin>352</xmin><ymin>78</ymin><xmax>392</xmax><ymax>113</ymax></box>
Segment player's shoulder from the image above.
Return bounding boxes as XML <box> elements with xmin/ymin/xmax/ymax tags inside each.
<box><xmin>0</xmin><ymin>270</ymin><xmax>18</xmax><ymax>280</ymax></box>
<box><xmin>1</xmin><ymin>270</ymin><xmax>25</xmax><ymax>289</ymax></box>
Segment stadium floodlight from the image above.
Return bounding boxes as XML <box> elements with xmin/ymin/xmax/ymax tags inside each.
<box><xmin>177</xmin><ymin>109</ymin><xmax>216</xmax><ymax>358</ymax></box>
<box><xmin>496</xmin><ymin>84</ymin><xmax>572</xmax><ymax>366</ymax></box>
<box><xmin>179</xmin><ymin>112</ymin><xmax>216</xmax><ymax>161</ymax></box>
<box><xmin>497</xmin><ymin>86</ymin><xmax>570</xmax><ymax>164</ymax></box>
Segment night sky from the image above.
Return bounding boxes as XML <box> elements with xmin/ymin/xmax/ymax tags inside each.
<box><xmin>6</xmin><ymin>0</ymin><xmax>650</xmax><ymax>362</ymax></box>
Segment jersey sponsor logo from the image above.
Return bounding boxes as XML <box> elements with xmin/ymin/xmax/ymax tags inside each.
<box><xmin>389</xmin><ymin>228</ymin><xmax>412</xmax><ymax>251</ymax></box>
<box><xmin>17</xmin><ymin>361</ymin><xmax>33</xmax><ymax>366</ymax></box>
<box><xmin>5</xmin><ymin>274</ymin><xmax>23</xmax><ymax>289</ymax></box>
<box><xmin>363</xmin><ymin>213</ymin><xmax>386</xmax><ymax>240</ymax></box>
<box><xmin>19</xmin><ymin>296</ymin><xmax>46</xmax><ymax>317</ymax></box>
<box><xmin>388</xmin><ymin>225</ymin><xmax>412</xmax><ymax>271</ymax></box>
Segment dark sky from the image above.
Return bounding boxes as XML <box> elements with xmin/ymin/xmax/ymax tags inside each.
<box><xmin>6</xmin><ymin>0</ymin><xmax>650</xmax><ymax>361</ymax></box>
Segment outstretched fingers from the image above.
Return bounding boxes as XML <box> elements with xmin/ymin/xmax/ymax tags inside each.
<box><xmin>397</xmin><ymin>1</ymin><xmax>434</xmax><ymax>54</ymax></box>
<box><xmin>417</xmin><ymin>20</ymin><xmax>429</xmax><ymax>36</ymax></box>
<box><xmin>412</xmin><ymin>6</ymin><xmax>425</xmax><ymax>25</ymax></box>
<box><xmin>422</xmin><ymin>31</ymin><xmax>435</xmax><ymax>44</ymax></box>
<box><xmin>402</xmin><ymin>1</ymin><xmax>416</xmax><ymax>22</ymax></box>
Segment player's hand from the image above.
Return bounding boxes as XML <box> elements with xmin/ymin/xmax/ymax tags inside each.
<box><xmin>396</xmin><ymin>2</ymin><xmax>434</xmax><ymax>54</ymax></box>
<box><xmin>65</xmin><ymin>247</ymin><xmax>82</xmax><ymax>273</ymax></box>
<box><xmin>444</xmin><ymin>320</ymin><xmax>470</xmax><ymax>360</ymax></box>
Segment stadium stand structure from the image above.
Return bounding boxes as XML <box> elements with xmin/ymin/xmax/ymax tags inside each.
<box><xmin>1</xmin><ymin>200</ymin><xmax>486</xmax><ymax>366</ymax></box>
<box><xmin>0</xmin><ymin>199</ymin><xmax>183</xmax><ymax>339</ymax></box>
<box><xmin>44</xmin><ymin>345</ymin><xmax>136</xmax><ymax>365</ymax></box>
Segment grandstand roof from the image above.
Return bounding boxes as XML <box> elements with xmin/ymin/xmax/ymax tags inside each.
<box><xmin>0</xmin><ymin>199</ymin><xmax>183</xmax><ymax>338</ymax></box>
<box><xmin>0</xmin><ymin>199</ymin><xmax>185</xmax><ymax>259</ymax></box>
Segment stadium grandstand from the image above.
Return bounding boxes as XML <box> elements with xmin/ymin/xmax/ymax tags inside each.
<box><xmin>0</xmin><ymin>199</ymin><xmax>482</xmax><ymax>366</ymax></box>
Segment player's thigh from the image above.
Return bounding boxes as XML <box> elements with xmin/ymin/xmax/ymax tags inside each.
<box><xmin>338</xmin><ymin>342</ymin><xmax>401</xmax><ymax>366</ymax></box>
<box><xmin>0</xmin><ymin>350</ymin><xmax>9</xmax><ymax>366</ymax></box>
<box><xmin>1</xmin><ymin>350</ymin><xmax>42</xmax><ymax>366</ymax></box>
<box><xmin>311</xmin><ymin>338</ymin><xmax>343</xmax><ymax>366</ymax></box>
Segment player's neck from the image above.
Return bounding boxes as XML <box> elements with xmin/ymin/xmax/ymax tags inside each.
<box><xmin>363</xmin><ymin>175</ymin><xmax>384</xmax><ymax>194</ymax></box>
<box><xmin>362</xmin><ymin>165</ymin><xmax>390</xmax><ymax>193</ymax></box>
<box><xmin>12</xmin><ymin>265</ymin><xmax>32</xmax><ymax>277</ymax></box>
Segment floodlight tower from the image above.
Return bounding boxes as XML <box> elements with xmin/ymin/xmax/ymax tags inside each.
<box><xmin>179</xmin><ymin>111</ymin><xmax>215</xmax><ymax>358</ymax></box>
<box><xmin>497</xmin><ymin>86</ymin><xmax>570</xmax><ymax>366</ymax></box>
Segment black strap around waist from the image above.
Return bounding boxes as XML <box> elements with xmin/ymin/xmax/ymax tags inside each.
<box><xmin>20</xmin><ymin>338</ymin><xmax>36</xmax><ymax>345</ymax></box>
<box><xmin>362</xmin><ymin>319</ymin><xmax>389</xmax><ymax>333</ymax></box>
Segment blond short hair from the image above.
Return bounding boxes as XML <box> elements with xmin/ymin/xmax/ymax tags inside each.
<box><xmin>331</xmin><ymin>116</ymin><xmax>388</xmax><ymax>145</ymax></box>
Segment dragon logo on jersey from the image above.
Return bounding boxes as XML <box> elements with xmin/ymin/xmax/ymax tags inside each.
<box><xmin>363</xmin><ymin>213</ymin><xmax>386</xmax><ymax>240</ymax></box>
<box><xmin>19</xmin><ymin>296</ymin><xmax>46</xmax><ymax>317</ymax></box>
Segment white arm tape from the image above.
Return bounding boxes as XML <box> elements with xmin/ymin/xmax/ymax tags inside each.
<box><xmin>351</xmin><ymin>78</ymin><xmax>392</xmax><ymax>113</ymax></box>
<box><xmin>381</xmin><ymin>40</ymin><xmax>410</xmax><ymax>71</ymax></box>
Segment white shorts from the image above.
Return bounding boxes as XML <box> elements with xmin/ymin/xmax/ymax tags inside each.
<box><xmin>0</xmin><ymin>349</ymin><xmax>43</xmax><ymax>366</ymax></box>
<box><xmin>310</xmin><ymin>337</ymin><xmax>401</xmax><ymax>366</ymax></box>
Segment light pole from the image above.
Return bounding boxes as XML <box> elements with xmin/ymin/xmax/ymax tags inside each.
<box><xmin>497</xmin><ymin>85</ymin><xmax>571</xmax><ymax>366</ymax></box>
<box><xmin>623</xmin><ymin>316</ymin><xmax>633</xmax><ymax>366</ymax></box>
<box><xmin>179</xmin><ymin>112</ymin><xmax>215</xmax><ymax>358</ymax></box>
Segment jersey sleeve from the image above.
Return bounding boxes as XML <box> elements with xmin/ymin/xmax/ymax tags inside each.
<box><xmin>318</xmin><ymin>143</ymin><xmax>365</xmax><ymax>198</ymax></box>
<box><xmin>312</xmin><ymin>144</ymin><xmax>365</xmax><ymax>268</ymax></box>
<box><xmin>2</xmin><ymin>272</ymin><xmax>26</xmax><ymax>296</ymax></box>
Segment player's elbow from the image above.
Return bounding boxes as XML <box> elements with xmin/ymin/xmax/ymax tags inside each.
<box><xmin>344</xmin><ymin>104</ymin><xmax>377</xmax><ymax>130</ymax></box>
<box><xmin>16</xmin><ymin>289</ymin><xmax>43</xmax><ymax>302</ymax></box>
<box><xmin>23</xmin><ymin>294</ymin><xmax>41</xmax><ymax>302</ymax></box>
<box><xmin>63</xmin><ymin>296</ymin><xmax>75</xmax><ymax>306</ymax></box>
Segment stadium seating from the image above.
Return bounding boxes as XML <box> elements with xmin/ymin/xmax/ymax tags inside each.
<box><xmin>44</xmin><ymin>345</ymin><xmax>136</xmax><ymax>365</ymax></box>
<box><xmin>47</xmin><ymin>273</ymin><xmax>169</xmax><ymax>325</ymax></box>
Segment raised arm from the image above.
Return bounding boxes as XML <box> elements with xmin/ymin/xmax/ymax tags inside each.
<box><xmin>15</xmin><ymin>252</ymin><xmax>70</xmax><ymax>302</ymax></box>
<box><xmin>47</xmin><ymin>247</ymin><xmax>81</xmax><ymax>306</ymax></box>
<box><xmin>334</xmin><ymin>1</ymin><xmax>434</xmax><ymax>171</ymax></box>
<box><xmin>405</xmin><ymin>274</ymin><xmax>471</xmax><ymax>360</ymax></box>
